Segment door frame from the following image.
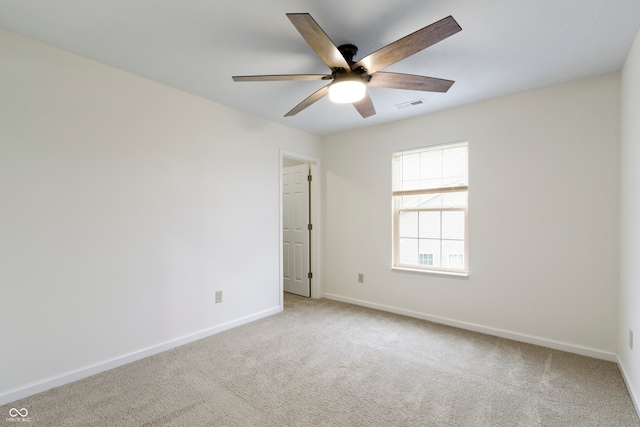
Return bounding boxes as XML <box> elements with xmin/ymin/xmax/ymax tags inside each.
<box><xmin>279</xmin><ymin>150</ymin><xmax>321</xmax><ymax>307</ymax></box>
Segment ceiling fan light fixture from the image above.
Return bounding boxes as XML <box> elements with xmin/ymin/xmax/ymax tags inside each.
<box><xmin>328</xmin><ymin>74</ymin><xmax>366</xmax><ymax>103</ymax></box>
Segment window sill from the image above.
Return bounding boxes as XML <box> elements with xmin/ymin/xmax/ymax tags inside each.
<box><xmin>391</xmin><ymin>266</ymin><xmax>469</xmax><ymax>278</ymax></box>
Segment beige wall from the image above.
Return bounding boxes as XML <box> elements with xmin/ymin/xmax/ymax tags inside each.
<box><xmin>0</xmin><ymin>29</ymin><xmax>322</xmax><ymax>403</ymax></box>
<box><xmin>322</xmin><ymin>73</ymin><xmax>621</xmax><ymax>359</ymax></box>
<box><xmin>619</xmin><ymin>27</ymin><xmax>640</xmax><ymax>412</ymax></box>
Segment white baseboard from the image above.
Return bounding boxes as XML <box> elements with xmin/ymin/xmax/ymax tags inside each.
<box><xmin>0</xmin><ymin>306</ymin><xmax>282</xmax><ymax>407</ymax></box>
<box><xmin>323</xmin><ymin>293</ymin><xmax>618</xmax><ymax>362</ymax></box>
<box><xmin>617</xmin><ymin>356</ymin><xmax>640</xmax><ymax>420</ymax></box>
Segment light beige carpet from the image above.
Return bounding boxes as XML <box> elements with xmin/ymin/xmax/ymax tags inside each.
<box><xmin>2</xmin><ymin>294</ymin><xmax>639</xmax><ymax>426</ymax></box>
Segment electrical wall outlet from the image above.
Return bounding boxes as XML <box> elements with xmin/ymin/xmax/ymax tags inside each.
<box><xmin>215</xmin><ymin>290</ymin><xmax>223</xmax><ymax>304</ymax></box>
<box><xmin>358</xmin><ymin>273</ymin><xmax>364</xmax><ymax>283</ymax></box>
<box><xmin>630</xmin><ymin>329</ymin><xmax>634</xmax><ymax>350</ymax></box>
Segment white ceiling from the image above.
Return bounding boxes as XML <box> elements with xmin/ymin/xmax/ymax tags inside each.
<box><xmin>1</xmin><ymin>0</ymin><xmax>639</xmax><ymax>136</ymax></box>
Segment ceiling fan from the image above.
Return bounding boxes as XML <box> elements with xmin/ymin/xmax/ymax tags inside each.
<box><xmin>232</xmin><ymin>13</ymin><xmax>462</xmax><ymax>118</ymax></box>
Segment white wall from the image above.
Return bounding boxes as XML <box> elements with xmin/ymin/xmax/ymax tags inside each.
<box><xmin>0</xmin><ymin>29</ymin><xmax>321</xmax><ymax>403</ymax></box>
<box><xmin>322</xmin><ymin>74</ymin><xmax>621</xmax><ymax>358</ymax></box>
<box><xmin>619</xmin><ymin>28</ymin><xmax>640</xmax><ymax>411</ymax></box>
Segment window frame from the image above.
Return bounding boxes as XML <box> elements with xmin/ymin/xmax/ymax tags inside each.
<box><xmin>391</xmin><ymin>142</ymin><xmax>469</xmax><ymax>276</ymax></box>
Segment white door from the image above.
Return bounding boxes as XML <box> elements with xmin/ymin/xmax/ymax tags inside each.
<box><xmin>283</xmin><ymin>163</ymin><xmax>311</xmax><ymax>297</ymax></box>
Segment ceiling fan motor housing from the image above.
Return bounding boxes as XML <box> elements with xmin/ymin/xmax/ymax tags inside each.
<box><xmin>338</xmin><ymin>44</ymin><xmax>359</xmax><ymax>65</ymax></box>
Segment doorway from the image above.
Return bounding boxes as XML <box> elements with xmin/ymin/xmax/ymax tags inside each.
<box><xmin>280</xmin><ymin>152</ymin><xmax>318</xmax><ymax>301</ymax></box>
<box><xmin>282</xmin><ymin>160</ymin><xmax>310</xmax><ymax>297</ymax></box>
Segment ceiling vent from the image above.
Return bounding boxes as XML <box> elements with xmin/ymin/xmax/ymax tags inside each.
<box><xmin>396</xmin><ymin>99</ymin><xmax>426</xmax><ymax>110</ymax></box>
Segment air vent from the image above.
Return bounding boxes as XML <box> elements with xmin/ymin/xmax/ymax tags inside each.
<box><xmin>395</xmin><ymin>98</ymin><xmax>426</xmax><ymax>110</ymax></box>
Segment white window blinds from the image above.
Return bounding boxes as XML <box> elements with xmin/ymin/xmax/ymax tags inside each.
<box><xmin>393</xmin><ymin>142</ymin><xmax>468</xmax><ymax>195</ymax></box>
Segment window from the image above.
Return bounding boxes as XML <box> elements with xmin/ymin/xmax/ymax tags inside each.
<box><xmin>392</xmin><ymin>141</ymin><xmax>468</xmax><ymax>274</ymax></box>
<box><xmin>419</xmin><ymin>253</ymin><xmax>434</xmax><ymax>266</ymax></box>
<box><xmin>448</xmin><ymin>254</ymin><xmax>464</xmax><ymax>269</ymax></box>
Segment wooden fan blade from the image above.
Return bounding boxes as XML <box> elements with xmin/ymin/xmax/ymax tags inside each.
<box><xmin>368</xmin><ymin>72</ymin><xmax>454</xmax><ymax>92</ymax></box>
<box><xmin>233</xmin><ymin>74</ymin><xmax>331</xmax><ymax>82</ymax></box>
<box><xmin>284</xmin><ymin>84</ymin><xmax>331</xmax><ymax>117</ymax></box>
<box><xmin>353</xmin><ymin>16</ymin><xmax>461</xmax><ymax>74</ymax></box>
<box><xmin>353</xmin><ymin>91</ymin><xmax>376</xmax><ymax>118</ymax></box>
<box><xmin>287</xmin><ymin>13</ymin><xmax>351</xmax><ymax>71</ymax></box>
